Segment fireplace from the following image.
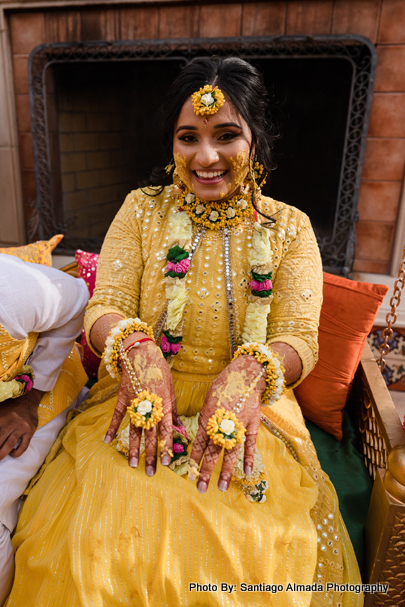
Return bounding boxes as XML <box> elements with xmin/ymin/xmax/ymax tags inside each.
<box><xmin>28</xmin><ymin>35</ymin><xmax>376</xmax><ymax>275</ymax></box>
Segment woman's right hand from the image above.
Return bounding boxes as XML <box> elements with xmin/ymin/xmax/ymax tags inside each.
<box><xmin>103</xmin><ymin>332</ymin><xmax>176</xmax><ymax>475</ymax></box>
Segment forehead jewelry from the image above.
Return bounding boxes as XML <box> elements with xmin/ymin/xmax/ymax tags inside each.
<box><xmin>191</xmin><ymin>84</ymin><xmax>225</xmax><ymax>116</ymax></box>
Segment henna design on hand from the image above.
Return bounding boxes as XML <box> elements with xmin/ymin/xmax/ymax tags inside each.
<box><xmin>190</xmin><ymin>355</ymin><xmax>265</xmax><ymax>493</ymax></box>
<box><xmin>104</xmin><ymin>334</ymin><xmax>176</xmax><ymax>473</ymax></box>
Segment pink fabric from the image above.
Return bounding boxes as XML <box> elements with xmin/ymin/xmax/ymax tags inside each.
<box><xmin>166</xmin><ymin>258</ymin><xmax>190</xmax><ymax>274</ymax></box>
<box><xmin>75</xmin><ymin>250</ymin><xmax>100</xmax><ymax>378</ymax></box>
<box><xmin>250</xmin><ymin>279</ymin><xmax>272</xmax><ymax>292</ymax></box>
<box><xmin>75</xmin><ymin>250</ymin><xmax>99</xmax><ymax>293</ymax></box>
<box><xmin>174</xmin><ymin>424</ymin><xmax>190</xmax><ymax>440</ymax></box>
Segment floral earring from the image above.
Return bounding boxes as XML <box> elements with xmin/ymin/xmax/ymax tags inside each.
<box><xmin>247</xmin><ymin>156</ymin><xmax>267</xmax><ymax>206</ymax></box>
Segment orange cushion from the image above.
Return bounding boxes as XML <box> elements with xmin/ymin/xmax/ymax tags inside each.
<box><xmin>294</xmin><ymin>272</ymin><xmax>388</xmax><ymax>441</ymax></box>
<box><xmin>0</xmin><ymin>235</ymin><xmax>64</xmax><ymax>266</ymax></box>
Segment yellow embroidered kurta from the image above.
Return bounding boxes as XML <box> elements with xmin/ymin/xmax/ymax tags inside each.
<box><xmin>0</xmin><ymin>324</ymin><xmax>87</xmax><ymax>428</ymax></box>
<box><xmin>7</xmin><ymin>187</ymin><xmax>363</xmax><ymax>607</ymax></box>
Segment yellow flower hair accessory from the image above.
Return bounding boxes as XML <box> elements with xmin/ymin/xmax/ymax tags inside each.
<box><xmin>127</xmin><ymin>389</ymin><xmax>163</xmax><ymax>430</ymax></box>
<box><xmin>207</xmin><ymin>408</ymin><xmax>246</xmax><ymax>450</ymax></box>
<box><xmin>191</xmin><ymin>85</ymin><xmax>225</xmax><ymax>116</ymax></box>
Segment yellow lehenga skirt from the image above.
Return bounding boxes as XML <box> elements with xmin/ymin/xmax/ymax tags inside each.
<box><xmin>6</xmin><ymin>372</ymin><xmax>363</xmax><ymax>607</ymax></box>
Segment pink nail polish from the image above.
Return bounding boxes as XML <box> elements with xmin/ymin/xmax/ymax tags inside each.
<box><xmin>244</xmin><ymin>465</ymin><xmax>252</xmax><ymax>476</ymax></box>
<box><xmin>129</xmin><ymin>456</ymin><xmax>138</xmax><ymax>468</ymax></box>
<box><xmin>103</xmin><ymin>435</ymin><xmax>112</xmax><ymax>444</ymax></box>
<box><xmin>218</xmin><ymin>479</ymin><xmax>228</xmax><ymax>492</ymax></box>
<box><xmin>161</xmin><ymin>455</ymin><xmax>171</xmax><ymax>466</ymax></box>
<box><xmin>145</xmin><ymin>465</ymin><xmax>155</xmax><ymax>476</ymax></box>
<box><xmin>197</xmin><ymin>481</ymin><xmax>208</xmax><ymax>494</ymax></box>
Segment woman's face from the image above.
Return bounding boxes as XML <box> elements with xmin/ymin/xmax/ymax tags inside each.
<box><xmin>173</xmin><ymin>94</ymin><xmax>253</xmax><ymax>201</ymax></box>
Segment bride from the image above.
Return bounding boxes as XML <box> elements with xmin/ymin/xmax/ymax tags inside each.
<box><xmin>6</xmin><ymin>56</ymin><xmax>362</xmax><ymax>607</ymax></box>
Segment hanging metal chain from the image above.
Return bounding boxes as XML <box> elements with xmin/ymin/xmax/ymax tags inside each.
<box><xmin>378</xmin><ymin>245</ymin><xmax>405</xmax><ymax>371</ymax></box>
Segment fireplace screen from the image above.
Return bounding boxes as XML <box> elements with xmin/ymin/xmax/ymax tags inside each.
<box><xmin>28</xmin><ymin>36</ymin><xmax>376</xmax><ymax>274</ymax></box>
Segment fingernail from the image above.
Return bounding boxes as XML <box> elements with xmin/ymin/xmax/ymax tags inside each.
<box><xmin>129</xmin><ymin>456</ymin><xmax>138</xmax><ymax>468</ymax></box>
<box><xmin>145</xmin><ymin>465</ymin><xmax>155</xmax><ymax>476</ymax></box>
<box><xmin>188</xmin><ymin>472</ymin><xmax>196</xmax><ymax>482</ymax></box>
<box><xmin>103</xmin><ymin>435</ymin><xmax>112</xmax><ymax>444</ymax></box>
<box><xmin>244</xmin><ymin>465</ymin><xmax>252</xmax><ymax>476</ymax></box>
<box><xmin>161</xmin><ymin>455</ymin><xmax>171</xmax><ymax>466</ymax></box>
<box><xmin>197</xmin><ymin>481</ymin><xmax>208</xmax><ymax>494</ymax></box>
<box><xmin>218</xmin><ymin>479</ymin><xmax>228</xmax><ymax>492</ymax></box>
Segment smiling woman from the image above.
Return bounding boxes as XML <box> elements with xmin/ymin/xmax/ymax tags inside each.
<box><xmin>173</xmin><ymin>100</ymin><xmax>252</xmax><ymax>201</ymax></box>
<box><xmin>6</xmin><ymin>57</ymin><xmax>363</xmax><ymax>607</ymax></box>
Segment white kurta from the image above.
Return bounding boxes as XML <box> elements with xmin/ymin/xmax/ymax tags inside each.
<box><xmin>0</xmin><ymin>253</ymin><xmax>89</xmax><ymax>391</ymax></box>
<box><xmin>0</xmin><ymin>254</ymin><xmax>89</xmax><ymax>605</ymax></box>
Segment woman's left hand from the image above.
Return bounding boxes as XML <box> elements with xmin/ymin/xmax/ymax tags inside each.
<box><xmin>189</xmin><ymin>356</ymin><xmax>266</xmax><ymax>494</ymax></box>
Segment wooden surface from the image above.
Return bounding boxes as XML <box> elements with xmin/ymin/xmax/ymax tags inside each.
<box><xmin>359</xmin><ymin>342</ymin><xmax>405</xmax><ymax>451</ymax></box>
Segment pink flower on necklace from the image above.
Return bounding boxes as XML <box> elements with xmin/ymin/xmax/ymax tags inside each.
<box><xmin>173</xmin><ymin>443</ymin><xmax>185</xmax><ymax>454</ymax></box>
<box><xmin>170</xmin><ymin>342</ymin><xmax>181</xmax><ymax>355</ymax></box>
<box><xmin>161</xmin><ymin>335</ymin><xmax>171</xmax><ymax>353</ymax></box>
<box><xmin>250</xmin><ymin>279</ymin><xmax>272</xmax><ymax>292</ymax></box>
<box><xmin>166</xmin><ymin>258</ymin><xmax>190</xmax><ymax>274</ymax></box>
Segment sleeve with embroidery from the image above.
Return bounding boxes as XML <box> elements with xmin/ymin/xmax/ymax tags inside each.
<box><xmin>266</xmin><ymin>210</ymin><xmax>323</xmax><ymax>387</ymax></box>
<box><xmin>84</xmin><ymin>190</ymin><xmax>144</xmax><ymax>354</ymax></box>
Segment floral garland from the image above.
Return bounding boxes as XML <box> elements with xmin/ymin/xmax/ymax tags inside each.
<box><xmin>161</xmin><ymin>200</ymin><xmax>274</xmax><ymax>359</ymax></box>
<box><xmin>0</xmin><ymin>364</ymin><xmax>34</xmax><ymax>402</ymax></box>
<box><xmin>233</xmin><ymin>343</ymin><xmax>285</xmax><ymax>406</ymax></box>
<box><xmin>161</xmin><ymin>211</ymin><xmax>193</xmax><ymax>359</ymax></box>
<box><xmin>179</xmin><ymin>191</ymin><xmax>253</xmax><ymax>231</ymax></box>
<box><xmin>240</xmin><ymin>221</ymin><xmax>273</xmax><ymax>344</ymax></box>
<box><xmin>191</xmin><ymin>85</ymin><xmax>225</xmax><ymax>116</ymax></box>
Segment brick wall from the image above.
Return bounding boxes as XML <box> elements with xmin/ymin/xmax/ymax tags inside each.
<box><xmin>56</xmin><ymin>77</ymin><xmax>133</xmax><ymax>240</ymax></box>
<box><xmin>8</xmin><ymin>0</ymin><xmax>405</xmax><ymax>271</ymax></box>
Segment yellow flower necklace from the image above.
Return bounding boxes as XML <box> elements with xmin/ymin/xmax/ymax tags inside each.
<box><xmin>178</xmin><ymin>190</ymin><xmax>253</xmax><ymax>231</ymax></box>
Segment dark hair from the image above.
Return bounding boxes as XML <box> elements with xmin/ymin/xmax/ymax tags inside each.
<box><xmin>146</xmin><ymin>56</ymin><xmax>277</xmax><ymax>196</ymax></box>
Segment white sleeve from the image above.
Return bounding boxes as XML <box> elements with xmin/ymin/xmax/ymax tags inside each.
<box><xmin>0</xmin><ymin>254</ymin><xmax>89</xmax><ymax>392</ymax></box>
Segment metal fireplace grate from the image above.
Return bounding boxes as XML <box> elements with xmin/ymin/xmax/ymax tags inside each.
<box><xmin>28</xmin><ymin>35</ymin><xmax>376</xmax><ymax>275</ymax></box>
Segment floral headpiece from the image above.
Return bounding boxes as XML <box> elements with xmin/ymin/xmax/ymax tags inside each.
<box><xmin>191</xmin><ymin>85</ymin><xmax>225</xmax><ymax>116</ymax></box>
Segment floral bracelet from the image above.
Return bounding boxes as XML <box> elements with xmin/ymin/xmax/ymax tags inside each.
<box><xmin>232</xmin><ymin>343</ymin><xmax>285</xmax><ymax>406</ymax></box>
<box><xmin>0</xmin><ymin>365</ymin><xmax>35</xmax><ymax>403</ymax></box>
<box><xmin>103</xmin><ymin>318</ymin><xmax>154</xmax><ymax>380</ymax></box>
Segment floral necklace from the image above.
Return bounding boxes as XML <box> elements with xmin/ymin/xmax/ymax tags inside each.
<box><xmin>159</xmin><ymin>192</ymin><xmax>274</xmax><ymax>362</ymax></box>
<box><xmin>179</xmin><ymin>190</ymin><xmax>253</xmax><ymax>231</ymax></box>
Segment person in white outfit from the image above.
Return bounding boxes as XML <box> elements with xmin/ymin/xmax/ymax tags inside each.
<box><xmin>0</xmin><ymin>253</ymin><xmax>89</xmax><ymax>605</ymax></box>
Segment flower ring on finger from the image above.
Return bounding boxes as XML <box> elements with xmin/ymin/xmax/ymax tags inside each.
<box><xmin>128</xmin><ymin>390</ymin><xmax>164</xmax><ymax>430</ymax></box>
<box><xmin>206</xmin><ymin>408</ymin><xmax>246</xmax><ymax>450</ymax></box>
